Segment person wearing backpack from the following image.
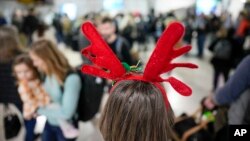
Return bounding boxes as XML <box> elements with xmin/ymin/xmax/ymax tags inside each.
<box><xmin>208</xmin><ymin>27</ymin><xmax>233</xmax><ymax>91</ymax></box>
<box><xmin>97</xmin><ymin>17</ymin><xmax>133</xmax><ymax>65</ymax></box>
<box><xmin>29</xmin><ymin>40</ymin><xmax>81</xmax><ymax>141</ymax></box>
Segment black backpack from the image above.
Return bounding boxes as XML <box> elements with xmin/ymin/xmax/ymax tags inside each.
<box><xmin>213</xmin><ymin>39</ymin><xmax>232</xmax><ymax>60</ymax></box>
<box><xmin>62</xmin><ymin>69</ymin><xmax>105</xmax><ymax>122</ymax></box>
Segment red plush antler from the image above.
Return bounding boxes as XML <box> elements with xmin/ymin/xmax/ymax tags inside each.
<box><xmin>144</xmin><ymin>22</ymin><xmax>198</xmax><ymax>96</ymax></box>
<box><xmin>81</xmin><ymin>22</ymin><xmax>126</xmax><ymax>80</ymax></box>
<box><xmin>81</xmin><ymin>21</ymin><xmax>198</xmax><ymax>99</ymax></box>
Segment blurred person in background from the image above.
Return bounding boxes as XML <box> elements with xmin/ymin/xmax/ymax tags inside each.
<box><xmin>194</xmin><ymin>13</ymin><xmax>207</xmax><ymax>58</ymax></box>
<box><xmin>154</xmin><ymin>14</ymin><xmax>165</xmax><ymax>42</ymax></box>
<box><xmin>77</xmin><ymin>14</ymin><xmax>91</xmax><ymax>61</ymax></box>
<box><xmin>29</xmin><ymin>40</ymin><xmax>81</xmax><ymax>141</ymax></box>
<box><xmin>11</xmin><ymin>9</ymin><xmax>29</xmax><ymax>49</ymax></box>
<box><xmin>0</xmin><ymin>25</ymin><xmax>23</xmax><ymax>140</ymax></box>
<box><xmin>118</xmin><ymin>13</ymin><xmax>136</xmax><ymax>48</ymax></box>
<box><xmin>208</xmin><ymin>27</ymin><xmax>233</xmax><ymax>92</ymax></box>
<box><xmin>52</xmin><ymin>13</ymin><xmax>64</xmax><ymax>43</ymax></box>
<box><xmin>207</xmin><ymin>12</ymin><xmax>221</xmax><ymax>43</ymax></box>
<box><xmin>11</xmin><ymin>9</ymin><xmax>23</xmax><ymax>31</ymax></box>
<box><xmin>97</xmin><ymin>17</ymin><xmax>133</xmax><ymax>65</ymax></box>
<box><xmin>61</xmin><ymin>14</ymin><xmax>72</xmax><ymax>47</ymax></box>
<box><xmin>32</xmin><ymin>21</ymin><xmax>57</xmax><ymax>45</ymax></box>
<box><xmin>232</xmin><ymin>11</ymin><xmax>250</xmax><ymax>67</ymax></box>
<box><xmin>183</xmin><ymin>15</ymin><xmax>195</xmax><ymax>45</ymax></box>
<box><xmin>134</xmin><ymin>13</ymin><xmax>147</xmax><ymax>51</ymax></box>
<box><xmin>21</xmin><ymin>7</ymin><xmax>39</xmax><ymax>45</ymax></box>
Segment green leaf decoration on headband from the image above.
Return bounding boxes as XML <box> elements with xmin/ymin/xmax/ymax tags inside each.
<box><xmin>112</xmin><ymin>61</ymin><xmax>142</xmax><ymax>86</ymax></box>
<box><xmin>122</xmin><ymin>62</ymin><xmax>131</xmax><ymax>72</ymax></box>
<box><xmin>122</xmin><ymin>60</ymin><xmax>142</xmax><ymax>73</ymax></box>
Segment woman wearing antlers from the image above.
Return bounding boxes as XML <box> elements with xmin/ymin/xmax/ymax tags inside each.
<box><xmin>80</xmin><ymin>21</ymin><xmax>198</xmax><ymax>141</ymax></box>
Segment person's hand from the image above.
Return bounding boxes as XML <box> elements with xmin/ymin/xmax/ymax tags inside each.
<box><xmin>204</xmin><ymin>96</ymin><xmax>216</xmax><ymax>110</ymax></box>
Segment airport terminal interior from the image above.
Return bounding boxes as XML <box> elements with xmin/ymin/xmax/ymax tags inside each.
<box><xmin>0</xmin><ymin>0</ymin><xmax>250</xmax><ymax>141</ymax></box>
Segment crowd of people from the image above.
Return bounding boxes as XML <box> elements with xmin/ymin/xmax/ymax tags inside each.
<box><xmin>0</xmin><ymin>3</ymin><xmax>250</xmax><ymax>141</ymax></box>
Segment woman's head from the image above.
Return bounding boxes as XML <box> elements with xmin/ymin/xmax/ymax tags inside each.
<box><xmin>0</xmin><ymin>25</ymin><xmax>21</xmax><ymax>63</ymax></box>
<box><xmin>100</xmin><ymin>80</ymin><xmax>174</xmax><ymax>141</ymax></box>
<box><xmin>29</xmin><ymin>40</ymin><xmax>71</xmax><ymax>83</ymax></box>
<box><xmin>13</xmin><ymin>54</ymin><xmax>39</xmax><ymax>82</ymax></box>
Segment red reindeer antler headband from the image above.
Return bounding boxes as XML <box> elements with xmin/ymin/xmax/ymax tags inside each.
<box><xmin>81</xmin><ymin>21</ymin><xmax>198</xmax><ymax>108</ymax></box>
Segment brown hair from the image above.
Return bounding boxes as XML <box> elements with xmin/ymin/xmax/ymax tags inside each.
<box><xmin>30</xmin><ymin>40</ymin><xmax>72</xmax><ymax>84</ymax></box>
<box><xmin>100</xmin><ymin>80</ymin><xmax>174</xmax><ymax>141</ymax></box>
<box><xmin>0</xmin><ymin>26</ymin><xmax>21</xmax><ymax>63</ymax></box>
<box><xmin>13</xmin><ymin>54</ymin><xmax>40</xmax><ymax>81</ymax></box>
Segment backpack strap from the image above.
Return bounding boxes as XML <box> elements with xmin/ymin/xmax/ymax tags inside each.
<box><xmin>115</xmin><ymin>36</ymin><xmax>123</xmax><ymax>60</ymax></box>
<box><xmin>60</xmin><ymin>70</ymin><xmax>76</xmax><ymax>93</ymax></box>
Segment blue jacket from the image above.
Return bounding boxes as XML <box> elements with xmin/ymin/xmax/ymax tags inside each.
<box><xmin>214</xmin><ymin>55</ymin><xmax>250</xmax><ymax>105</ymax></box>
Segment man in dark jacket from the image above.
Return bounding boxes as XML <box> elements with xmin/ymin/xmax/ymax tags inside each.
<box><xmin>97</xmin><ymin>17</ymin><xmax>133</xmax><ymax>65</ymax></box>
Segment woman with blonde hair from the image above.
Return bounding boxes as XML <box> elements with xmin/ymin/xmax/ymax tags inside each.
<box><xmin>29</xmin><ymin>40</ymin><xmax>81</xmax><ymax>141</ymax></box>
